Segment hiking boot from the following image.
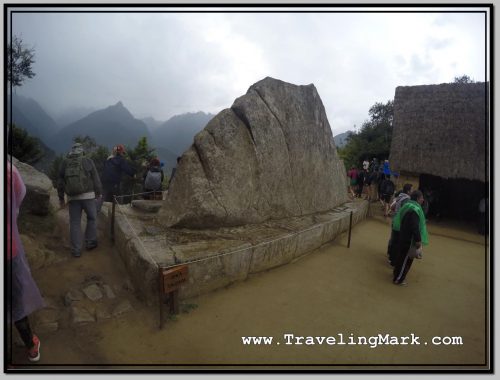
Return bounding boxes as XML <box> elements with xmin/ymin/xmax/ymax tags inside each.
<box><xmin>27</xmin><ymin>335</ymin><xmax>40</xmax><ymax>362</ymax></box>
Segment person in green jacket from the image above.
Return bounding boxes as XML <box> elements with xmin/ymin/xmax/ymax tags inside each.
<box><xmin>392</xmin><ymin>190</ymin><xmax>429</xmax><ymax>286</ymax></box>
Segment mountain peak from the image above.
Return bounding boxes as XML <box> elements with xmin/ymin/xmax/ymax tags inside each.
<box><xmin>115</xmin><ymin>101</ymin><xmax>124</xmax><ymax>107</ymax></box>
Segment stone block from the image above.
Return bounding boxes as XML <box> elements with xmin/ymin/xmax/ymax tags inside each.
<box><xmin>112</xmin><ymin>300</ymin><xmax>133</xmax><ymax>316</ymax></box>
<box><xmin>82</xmin><ymin>284</ymin><xmax>103</xmax><ymax>301</ymax></box>
<box><xmin>249</xmin><ymin>235</ymin><xmax>298</xmax><ymax>274</ymax></box>
<box><xmin>71</xmin><ymin>306</ymin><xmax>95</xmax><ymax>324</ymax></box>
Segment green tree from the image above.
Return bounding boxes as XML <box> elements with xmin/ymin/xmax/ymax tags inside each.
<box><xmin>454</xmin><ymin>75</ymin><xmax>475</xmax><ymax>84</ymax></box>
<box><xmin>7</xmin><ymin>37</ymin><xmax>39</xmax><ymax>163</ymax></box>
<box><xmin>7</xmin><ymin>36</ymin><xmax>36</xmax><ymax>87</ymax></box>
<box><xmin>8</xmin><ymin>124</ymin><xmax>43</xmax><ymax>164</ymax></box>
<box><xmin>121</xmin><ymin>137</ymin><xmax>157</xmax><ymax>202</ymax></box>
<box><xmin>338</xmin><ymin>100</ymin><xmax>394</xmax><ymax>170</ymax></box>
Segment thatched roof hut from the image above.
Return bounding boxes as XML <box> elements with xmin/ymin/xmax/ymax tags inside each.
<box><xmin>389</xmin><ymin>82</ymin><xmax>488</xmax><ymax>183</ymax></box>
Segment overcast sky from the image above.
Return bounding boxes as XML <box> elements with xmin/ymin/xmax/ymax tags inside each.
<box><xmin>10</xmin><ymin>7</ymin><xmax>488</xmax><ymax>136</ymax></box>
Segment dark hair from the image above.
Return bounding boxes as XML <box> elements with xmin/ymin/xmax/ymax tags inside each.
<box><xmin>410</xmin><ymin>190</ymin><xmax>424</xmax><ymax>201</ymax></box>
<box><xmin>403</xmin><ymin>183</ymin><xmax>413</xmax><ymax>194</ymax></box>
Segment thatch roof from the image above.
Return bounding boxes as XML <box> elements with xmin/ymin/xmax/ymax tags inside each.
<box><xmin>389</xmin><ymin>82</ymin><xmax>488</xmax><ymax>182</ymax></box>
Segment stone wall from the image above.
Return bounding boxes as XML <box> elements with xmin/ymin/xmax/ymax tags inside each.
<box><xmin>105</xmin><ymin>200</ymin><xmax>368</xmax><ymax>306</ymax></box>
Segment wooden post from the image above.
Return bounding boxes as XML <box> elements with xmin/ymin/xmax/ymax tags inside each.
<box><xmin>110</xmin><ymin>197</ymin><xmax>116</xmax><ymax>244</ymax></box>
<box><xmin>158</xmin><ymin>265</ymin><xmax>189</xmax><ymax>329</ymax></box>
<box><xmin>170</xmin><ymin>290</ymin><xmax>179</xmax><ymax>314</ymax></box>
<box><xmin>347</xmin><ymin>211</ymin><xmax>353</xmax><ymax>248</ymax></box>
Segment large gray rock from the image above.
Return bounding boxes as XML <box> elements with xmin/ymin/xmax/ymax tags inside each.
<box><xmin>161</xmin><ymin>77</ymin><xmax>348</xmax><ymax>228</ymax></box>
<box><xmin>11</xmin><ymin>157</ymin><xmax>53</xmax><ymax>216</ymax></box>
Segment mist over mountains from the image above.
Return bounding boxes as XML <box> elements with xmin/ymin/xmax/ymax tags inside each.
<box><xmin>151</xmin><ymin>112</ymin><xmax>214</xmax><ymax>157</ymax></box>
<box><xmin>54</xmin><ymin>105</ymin><xmax>97</xmax><ymax>128</ymax></box>
<box><xmin>8</xmin><ymin>94</ymin><xmax>60</xmax><ymax>147</ymax></box>
<box><xmin>9</xmin><ymin>95</ymin><xmax>215</xmax><ymax>172</ymax></box>
<box><xmin>49</xmin><ymin>101</ymin><xmax>152</xmax><ymax>153</ymax></box>
<box><xmin>10</xmin><ymin>94</ymin><xmax>351</xmax><ymax>175</ymax></box>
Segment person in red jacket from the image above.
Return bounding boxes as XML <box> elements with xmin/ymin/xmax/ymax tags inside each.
<box><xmin>101</xmin><ymin>144</ymin><xmax>136</xmax><ymax>203</ymax></box>
<box><xmin>347</xmin><ymin>166</ymin><xmax>359</xmax><ymax>198</ymax></box>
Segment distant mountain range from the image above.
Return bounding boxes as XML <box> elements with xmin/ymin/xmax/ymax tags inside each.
<box><xmin>150</xmin><ymin>111</ymin><xmax>214</xmax><ymax>157</ymax></box>
<box><xmin>8</xmin><ymin>95</ymin><xmax>214</xmax><ymax>173</ymax></box>
<box><xmin>54</xmin><ymin>105</ymin><xmax>96</xmax><ymax>128</ymax></box>
<box><xmin>49</xmin><ymin>101</ymin><xmax>152</xmax><ymax>153</ymax></box>
<box><xmin>10</xmin><ymin>95</ymin><xmax>350</xmax><ymax>171</ymax></box>
<box><xmin>8</xmin><ymin>94</ymin><xmax>60</xmax><ymax>147</ymax></box>
<box><xmin>141</xmin><ymin>116</ymin><xmax>164</xmax><ymax>130</ymax></box>
<box><xmin>333</xmin><ymin>131</ymin><xmax>352</xmax><ymax>148</ymax></box>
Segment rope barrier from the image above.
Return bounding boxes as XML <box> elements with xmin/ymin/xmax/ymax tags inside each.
<box><xmin>161</xmin><ymin>212</ymin><xmax>356</xmax><ymax>270</ymax></box>
<box><xmin>110</xmin><ymin>193</ymin><xmax>357</xmax><ymax>270</ymax></box>
<box><xmin>109</xmin><ymin>192</ymin><xmax>361</xmax><ymax>329</ymax></box>
<box><xmin>114</xmin><ymin>190</ymin><xmax>163</xmax><ymax>200</ymax></box>
<box><xmin>110</xmin><ymin>191</ymin><xmax>361</xmax><ymax>272</ymax></box>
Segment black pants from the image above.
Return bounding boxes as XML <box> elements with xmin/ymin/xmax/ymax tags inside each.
<box><xmin>387</xmin><ymin>230</ymin><xmax>399</xmax><ymax>266</ymax></box>
<box><xmin>15</xmin><ymin>317</ymin><xmax>34</xmax><ymax>349</ymax></box>
<box><xmin>393</xmin><ymin>242</ymin><xmax>414</xmax><ymax>283</ymax></box>
<box><xmin>355</xmin><ymin>184</ymin><xmax>364</xmax><ymax>197</ymax></box>
<box><xmin>7</xmin><ymin>259</ymin><xmax>34</xmax><ymax>351</ymax></box>
<box><xmin>103</xmin><ymin>183</ymin><xmax>120</xmax><ymax>203</ymax></box>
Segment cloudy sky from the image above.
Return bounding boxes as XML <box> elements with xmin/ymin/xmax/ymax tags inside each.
<box><xmin>10</xmin><ymin>6</ymin><xmax>488</xmax><ymax>136</ymax></box>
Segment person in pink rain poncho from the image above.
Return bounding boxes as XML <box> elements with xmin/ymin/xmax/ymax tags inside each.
<box><xmin>7</xmin><ymin>160</ymin><xmax>45</xmax><ymax>362</ymax></box>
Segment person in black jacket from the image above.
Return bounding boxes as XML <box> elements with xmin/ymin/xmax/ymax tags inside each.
<box><xmin>379</xmin><ymin>175</ymin><xmax>395</xmax><ymax>217</ymax></box>
<box><xmin>101</xmin><ymin>144</ymin><xmax>136</xmax><ymax>203</ymax></box>
<box><xmin>387</xmin><ymin>183</ymin><xmax>412</xmax><ymax>266</ymax></box>
<box><xmin>355</xmin><ymin>169</ymin><xmax>366</xmax><ymax>198</ymax></box>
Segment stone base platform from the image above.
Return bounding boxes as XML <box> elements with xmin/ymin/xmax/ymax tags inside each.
<box><xmin>100</xmin><ymin>199</ymin><xmax>369</xmax><ymax>306</ymax></box>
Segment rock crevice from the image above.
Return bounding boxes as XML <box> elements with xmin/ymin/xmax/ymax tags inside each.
<box><xmin>252</xmin><ymin>87</ymin><xmax>303</xmax><ymax>214</ymax></box>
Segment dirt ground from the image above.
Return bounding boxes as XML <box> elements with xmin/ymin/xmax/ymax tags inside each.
<box><xmin>9</xmin><ymin>205</ymin><xmax>488</xmax><ymax>370</ymax></box>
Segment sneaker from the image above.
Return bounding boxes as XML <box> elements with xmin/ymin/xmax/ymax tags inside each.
<box><xmin>393</xmin><ymin>280</ymin><xmax>407</xmax><ymax>286</ymax></box>
<box><xmin>28</xmin><ymin>335</ymin><xmax>40</xmax><ymax>362</ymax></box>
<box><xmin>72</xmin><ymin>251</ymin><xmax>81</xmax><ymax>258</ymax></box>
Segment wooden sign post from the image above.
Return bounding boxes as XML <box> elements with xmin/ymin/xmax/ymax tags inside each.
<box><xmin>159</xmin><ymin>265</ymin><xmax>189</xmax><ymax>329</ymax></box>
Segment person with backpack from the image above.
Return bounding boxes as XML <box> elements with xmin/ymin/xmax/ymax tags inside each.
<box><xmin>143</xmin><ymin>157</ymin><xmax>164</xmax><ymax>200</ymax></box>
<box><xmin>57</xmin><ymin>143</ymin><xmax>102</xmax><ymax>258</ymax></box>
<box><xmin>101</xmin><ymin>144</ymin><xmax>136</xmax><ymax>203</ymax></box>
<box><xmin>390</xmin><ymin>183</ymin><xmax>413</xmax><ymax>216</ymax></box>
